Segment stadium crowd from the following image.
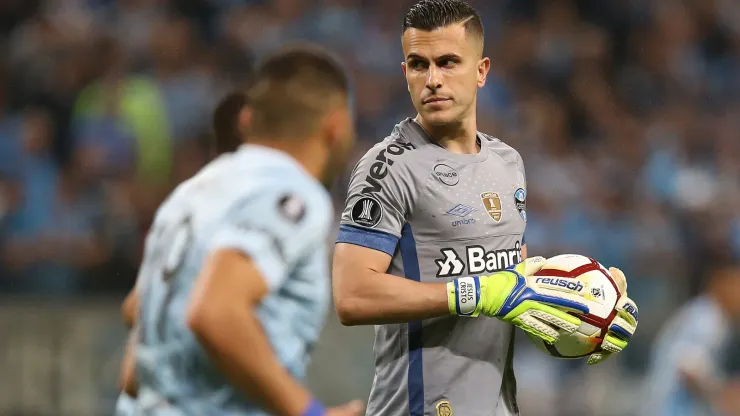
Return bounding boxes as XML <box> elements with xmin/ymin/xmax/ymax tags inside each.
<box><xmin>0</xmin><ymin>0</ymin><xmax>739</xmax><ymax>414</ymax></box>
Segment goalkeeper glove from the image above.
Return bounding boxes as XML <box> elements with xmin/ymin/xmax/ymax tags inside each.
<box><xmin>587</xmin><ymin>267</ymin><xmax>639</xmax><ymax>365</ymax></box>
<box><xmin>447</xmin><ymin>257</ymin><xmax>590</xmax><ymax>344</ymax></box>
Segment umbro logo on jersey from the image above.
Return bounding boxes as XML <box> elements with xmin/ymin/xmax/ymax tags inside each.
<box><xmin>350</xmin><ymin>196</ymin><xmax>382</xmax><ymax>228</ymax></box>
<box><xmin>445</xmin><ymin>204</ymin><xmax>476</xmax><ymax>227</ymax></box>
<box><xmin>445</xmin><ymin>204</ymin><xmax>475</xmax><ymax>217</ymax></box>
<box><xmin>435</xmin><ymin>242</ymin><xmax>522</xmax><ymax>277</ymax></box>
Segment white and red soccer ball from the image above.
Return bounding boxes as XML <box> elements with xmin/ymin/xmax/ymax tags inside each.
<box><xmin>527</xmin><ymin>254</ymin><xmax>623</xmax><ymax>359</ymax></box>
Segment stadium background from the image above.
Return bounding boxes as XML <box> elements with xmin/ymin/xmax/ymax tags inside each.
<box><xmin>0</xmin><ymin>0</ymin><xmax>738</xmax><ymax>415</ymax></box>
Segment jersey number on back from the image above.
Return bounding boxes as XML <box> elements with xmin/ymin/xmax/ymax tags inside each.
<box><xmin>142</xmin><ymin>214</ymin><xmax>193</xmax><ymax>344</ymax></box>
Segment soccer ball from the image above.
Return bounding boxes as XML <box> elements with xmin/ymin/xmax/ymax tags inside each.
<box><xmin>526</xmin><ymin>254</ymin><xmax>622</xmax><ymax>359</ymax></box>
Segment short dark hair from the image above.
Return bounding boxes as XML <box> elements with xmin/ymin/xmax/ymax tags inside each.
<box><xmin>248</xmin><ymin>43</ymin><xmax>349</xmax><ymax>139</ymax></box>
<box><xmin>402</xmin><ymin>0</ymin><xmax>484</xmax><ymax>40</ymax></box>
<box><xmin>212</xmin><ymin>91</ymin><xmax>247</xmax><ymax>155</ymax></box>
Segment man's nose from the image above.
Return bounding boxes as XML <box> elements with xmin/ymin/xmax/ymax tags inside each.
<box><xmin>426</xmin><ymin>66</ymin><xmax>442</xmax><ymax>91</ymax></box>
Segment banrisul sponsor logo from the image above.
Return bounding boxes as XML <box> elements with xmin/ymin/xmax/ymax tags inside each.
<box><xmin>361</xmin><ymin>141</ymin><xmax>415</xmax><ymax>194</ymax></box>
<box><xmin>435</xmin><ymin>241</ymin><xmax>523</xmax><ymax>277</ymax></box>
<box><xmin>466</xmin><ymin>243</ymin><xmax>522</xmax><ymax>275</ymax></box>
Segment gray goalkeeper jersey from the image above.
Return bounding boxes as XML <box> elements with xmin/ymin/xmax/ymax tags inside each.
<box><xmin>337</xmin><ymin>119</ymin><xmax>528</xmax><ymax>416</ymax></box>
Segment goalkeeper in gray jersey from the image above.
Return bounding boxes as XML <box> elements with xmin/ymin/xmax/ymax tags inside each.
<box><xmin>333</xmin><ymin>1</ymin><xmax>637</xmax><ymax>415</ymax></box>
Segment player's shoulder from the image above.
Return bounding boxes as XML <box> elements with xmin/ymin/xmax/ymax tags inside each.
<box><xmin>150</xmin><ymin>167</ymin><xmax>205</xmax><ymax>225</ymax></box>
<box><xmin>357</xmin><ymin>129</ymin><xmax>419</xmax><ymax>168</ymax></box>
<box><xmin>263</xmin><ymin>176</ymin><xmax>333</xmax><ymax>228</ymax></box>
<box><xmin>353</xmin><ymin>118</ymin><xmax>443</xmax><ymax>180</ymax></box>
<box><xmin>157</xmin><ymin>147</ymin><xmax>331</xmax><ymax>225</ymax></box>
<box><xmin>205</xmin><ymin>145</ymin><xmax>325</xmax><ymax>194</ymax></box>
<box><xmin>680</xmin><ymin>297</ymin><xmax>731</xmax><ymax>340</ymax></box>
<box><xmin>155</xmin><ymin>152</ymin><xmax>233</xmax><ymax>213</ymax></box>
<box><xmin>224</xmin><ymin>146</ymin><xmax>332</xmax><ymax>223</ymax></box>
<box><xmin>479</xmin><ymin>132</ymin><xmax>525</xmax><ymax>171</ymax></box>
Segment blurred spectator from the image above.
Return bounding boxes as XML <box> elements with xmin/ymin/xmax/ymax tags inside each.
<box><xmin>148</xmin><ymin>16</ymin><xmax>215</xmax><ymax>146</ymax></box>
<box><xmin>643</xmin><ymin>258</ymin><xmax>740</xmax><ymax>416</ymax></box>
<box><xmin>1</xmin><ymin>109</ymin><xmax>108</xmax><ymax>295</ymax></box>
<box><xmin>73</xmin><ymin>35</ymin><xmax>171</xmax><ymax>184</ymax></box>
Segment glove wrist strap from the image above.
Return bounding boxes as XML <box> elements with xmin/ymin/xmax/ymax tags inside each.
<box><xmin>447</xmin><ymin>276</ymin><xmax>481</xmax><ymax>317</ymax></box>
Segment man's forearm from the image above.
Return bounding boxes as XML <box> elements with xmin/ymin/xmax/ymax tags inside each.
<box><xmin>122</xmin><ymin>289</ymin><xmax>138</xmax><ymax>329</ymax></box>
<box><xmin>334</xmin><ymin>271</ymin><xmax>449</xmax><ymax>325</ymax></box>
<box><xmin>190</xmin><ymin>307</ymin><xmax>312</xmax><ymax>416</ymax></box>
<box><xmin>120</xmin><ymin>327</ymin><xmax>139</xmax><ymax>397</ymax></box>
<box><xmin>333</xmin><ymin>243</ymin><xmax>529</xmax><ymax>326</ymax></box>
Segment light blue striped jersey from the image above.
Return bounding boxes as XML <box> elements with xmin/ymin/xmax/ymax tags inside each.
<box><xmin>134</xmin><ymin>145</ymin><xmax>333</xmax><ymax>415</ymax></box>
<box><xmin>114</xmin><ymin>393</ymin><xmax>136</xmax><ymax>416</ymax></box>
<box><xmin>643</xmin><ymin>296</ymin><xmax>731</xmax><ymax>416</ymax></box>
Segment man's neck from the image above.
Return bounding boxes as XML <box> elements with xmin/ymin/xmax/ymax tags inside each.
<box><xmin>247</xmin><ymin>138</ymin><xmax>325</xmax><ymax>181</ymax></box>
<box><xmin>706</xmin><ymin>286</ymin><xmax>735</xmax><ymax>322</ymax></box>
<box><xmin>415</xmin><ymin>113</ymin><xmax>479</xmax><ymax>155</ymax></box>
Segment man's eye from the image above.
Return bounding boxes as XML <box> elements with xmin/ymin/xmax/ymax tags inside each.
<box><xmin>409</xmin><ymin>61</ymin><xmax>427</xmax><ymax>70</ymax></box>
<box><xmin>440</xmin><ymin>59</ymin><xmax>456</xmax><ymax>68</ymax></box>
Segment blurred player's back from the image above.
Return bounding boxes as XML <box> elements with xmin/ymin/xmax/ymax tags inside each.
<box><xmin>114</xmin><ymin>89</ymin><xmax>250</xmax><ymax>416</ymax></box>
<box><xmin>129</xmin><ymin>44</ymin><xmax>357</xmax><ymax>415</ymax></box>
<box><xmin>135</xmin><ymin>146</ymin><xmax>331</xmax><ymax>414</ymax></box>
<box><xmin>137</xmin><ymin>146</ymin><xmax>330</xmax><ymax>414</ymax></box>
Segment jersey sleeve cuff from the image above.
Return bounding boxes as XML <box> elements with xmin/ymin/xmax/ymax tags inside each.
<box><xmin>336</xmin><ymin>224</ymin><xmax>399</xmax><ymax>256</ymax></box>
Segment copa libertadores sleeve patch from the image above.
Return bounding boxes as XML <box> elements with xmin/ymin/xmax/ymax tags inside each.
<box><xmin>277</xmin><ymin>194</ymin><xmax>306</xmax><ymax>224</ymax></box>
<box><xmin>350</xmin><ymin>195</ymin><xmax>383</xmax><ymax>228</ymax></box>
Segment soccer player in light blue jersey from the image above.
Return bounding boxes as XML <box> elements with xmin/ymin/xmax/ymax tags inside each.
<box><xmin>114</xmin><ymin>90</ymin><xmax>252</xmax><ymax>416</ymax></box>
<box><xmin>117</xmin><ymin>44</ymin><xmax>362</xmax><ymax>416</ymax></box>
<box><xmin>644</xmin><ymin>260</ymin><xmax>740</xmax><ymax>416</ymax></box>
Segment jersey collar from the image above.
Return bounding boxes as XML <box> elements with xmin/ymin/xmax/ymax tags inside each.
<box><xmin>401</xmin><ymin>118</ymin><xmax>489</xmax><ymax>164</ymax></box>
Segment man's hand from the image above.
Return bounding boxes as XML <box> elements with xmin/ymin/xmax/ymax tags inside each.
<box><xmin>587</xmin><ymin>267</ymin><xmax>638</xmax><ymax>365</ymax></box>
<box><xmin>447</xmin><ymin>257</ymin><xmax>589</xmax><ymax>344</ymax></box>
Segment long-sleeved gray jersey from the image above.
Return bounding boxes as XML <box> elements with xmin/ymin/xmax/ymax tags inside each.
<box><xmin>337</xmin><ymin>119</ymin><xmax>528</xmax><ymax>416</ymax></box>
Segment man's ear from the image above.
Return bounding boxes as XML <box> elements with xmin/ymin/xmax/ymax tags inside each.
<box><xmin>237</xmin><ymin>107</ymin><xmax>251</xmax><ymax>138</ymax></box>
<box><xmin>320</xmin><ymin>107</ymin><xmax>346</xmax><ymax>149</ymax></box>
<box><xmin>477</xmin><ymin>57</ymin><xmax>491</xmax><ymax>88</ymax></box>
